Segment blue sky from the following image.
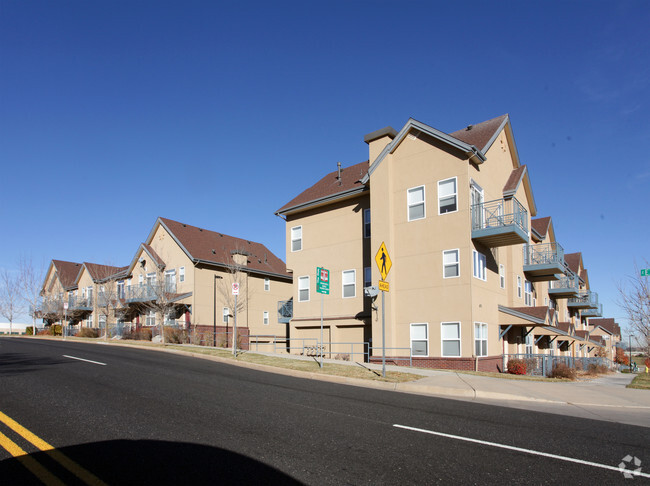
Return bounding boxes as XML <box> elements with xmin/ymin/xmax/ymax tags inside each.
<box><xmin>1</xmin><ymin>0</ymin><xmax>649</xmax><ymax>331</ymax></box>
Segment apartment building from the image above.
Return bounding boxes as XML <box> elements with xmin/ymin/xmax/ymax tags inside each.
<box><xmin>277</xmin><ymin>114</ymin><xmax>610</xmax><ymax>371</ymax></box>
<box><xmin>38</xmin><ymin>259</ymin><xmax>83</xmax><ymax>326</ymax></box>
<box><xmin>39</xmin><ymin>218</ymin><xmax>293</xmax><ymax>345</ymax></box>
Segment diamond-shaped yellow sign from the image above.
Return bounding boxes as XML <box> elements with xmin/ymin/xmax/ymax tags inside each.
<box><xmin>375</xmin><ymin>242</ymin><xmax>392</xmax><ymax>280</ymax></box>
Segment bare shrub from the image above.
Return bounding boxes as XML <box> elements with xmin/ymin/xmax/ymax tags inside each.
<box><xmin>549</xmin><ymin>363</ymin><xmax>577</xmax><ymax>380</ymax></box>
<box><xmin>77</xmin><ymin>328</ymin><xmax>99</xmax><ymax>338</ymax></box>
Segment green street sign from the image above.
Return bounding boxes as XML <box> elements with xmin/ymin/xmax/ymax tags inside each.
<box><xmin>642</xmin><ymin>269</ymin><xmax>649</xmax><ymax>277</ymax></box>
<box><xmin>317</xmin><ymin>267</ymin><xmax>330</xmax><ymax>294</ymax></box>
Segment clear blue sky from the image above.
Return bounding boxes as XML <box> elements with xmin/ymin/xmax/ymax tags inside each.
<box><xmin>1</xmin><ymin>0</ymin><xmax>649</xmax><ymax>331</ymax></box>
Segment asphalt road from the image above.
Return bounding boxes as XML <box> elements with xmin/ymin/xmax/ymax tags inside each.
<box><xmin>0</xmin><ymin>337</ymin><xmax>648</xmax><ymax>485</ymax></box>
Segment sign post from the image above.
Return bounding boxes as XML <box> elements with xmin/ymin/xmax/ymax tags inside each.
<box><xmin>232</xmin><ymin>282</ymin><xmax>239</xmax><ymax>356</ymax></box>
<box><xmin>316</xmin><ymin>267</ymin><xmax>330</xmax><ymax>368</ymax></box>
<box><xmin>375</xmin><ymin>242</ymin><xmax>392</xmax><ymax>377</ymax></box>
<box><xmin>63</xmin><ymin>302</ymin><xmax>68</xmax><ymax>340</ymax></box>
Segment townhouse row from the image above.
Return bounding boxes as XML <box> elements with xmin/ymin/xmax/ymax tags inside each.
<box><xmin>38</xmin><ymin>217</ymin><xmax>293</xmax><ymax>345</ymax></box>
<box><xmin>38</xmin><ymin>113</ymin><xmax>621</xmax><ymax>371</ymax></box>
<box><xmin>275</xmin><ymin>114</ymin><xmax>621</xmax><ymax>371</ymax></box>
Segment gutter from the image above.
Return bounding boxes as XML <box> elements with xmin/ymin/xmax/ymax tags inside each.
<box><xmin>192</xmin><ymin>258</ymin><xmax>292</xmax><ymax>281</ymax></box>
<box><xmin>275</xmin><ymin>185</ymin><xmax>368</xmax><ymax>217</ymax></box>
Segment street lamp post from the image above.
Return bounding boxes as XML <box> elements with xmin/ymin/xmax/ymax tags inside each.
<box><xmin>213</xmin><ymin>275</ymin><xmax>222</xmax><ymax>347</ymax></box>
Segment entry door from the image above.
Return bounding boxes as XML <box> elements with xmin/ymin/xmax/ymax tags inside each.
<box><xmin>470</xmin><ymin>182</ymin><xmax>484</xmax><ymax>229</ymax></box>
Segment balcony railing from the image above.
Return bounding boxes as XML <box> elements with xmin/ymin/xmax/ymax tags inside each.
<box><xmin>523</xmin><ymin>242</ymin><xmax>565</xmax><ymax>281</ymax></box>
<box><xmin>124</xmin><ymin>282</ymin><xmax>177</xmax><ymax>303</ymax></box>
<box><xmin>37</xmin><ymin>299</ymin><xmax>63</xmax><ymax>316</ymax></box>
<box><xmin>568</xmin><ymin>290</ymin><xmax>599</xmax><ymax>309</ymax></box>
<box><xmin>69</xmin><ymin>296</ymin><xmax>93</xmax><ymax>311</ymax></box>
<box><xmin>471</xmin><ymin>197</ymin><xmax>528</xmax><ymax>247</ymax></box>
<box><xmin>548</xmin><ymin>274</ymin><xmax>580</xmax><ymax>298</ymax></box>
<box><xmin>581</xmin><ymin>304</ymin><xmax>603</xmax><ymax>318</ymax></box>
<box><xmin>277</xmin><ymin>298</ymin><xmax>293</xmax><ymax>324</ymax></box>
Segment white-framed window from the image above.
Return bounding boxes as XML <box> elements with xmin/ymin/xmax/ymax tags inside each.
<box><xmin>291</xmin><ymin>226</ymin><xmax>302</xmax><ymax>252</ymax></box>
<box><xmin>99</xmin><ymin>315</ymin><xmax>106</xmax><ymax>329</ymax></box>
<box><xmin>443</xmin><ymin>249</ymin><xmax>460</xmax><ymax>278</ymax></box>
<box><xmin>517</xmin><ymin>275</ymin><xmax>522</xmax><ymax>298</ymax></box>
<box><xmin>544</xmin><ymin>297</ymin><xmax>548</xmax><ymax>306</ymax></box>
<box><xmin>342</xmin><ymin>269</ymin><xmax>356</xmax><ymax>298</ymax></box>
<box><xmin>364</xmin><ymin>267</ymin><xmax>371</xmax><ymax>288</ymax></box>
<box><xmin>473</xmin><ymin>251</ymin><xmax>486</xmax><ymax>281</ymax></box>
<box><xmin>298</xmin><ymin>276</ymin><xmax>310</xmax><ymax>302</ymax></box>
<box><xmin>441</xmin><ymin>322</ymin><xmax>461</xmax><ymax>357</ymax></box>
<box><xmin>525</xmin><ymin>331</ymin><xmax>534</xmax><ymax>355</ymax></box>
<box><xmin>474</xmin><ymin>322</ymin><xmax>488</xmax><ymax>357</ymax></box>
<box><xmin>407</xmin><ymin>185</ymin><xmax>425</xmax><ymax>221</ymax></box>
<box><xmin>524</xmin><ymin>280</ymin><xmax>532</xmax><ymax>306</ymax></box>
<box><xmin>139</xmin><ymin>274</ymin><xmax>144</xmax><ymax>286</ymax></box>
<box><xmin>179</xmin><ymin>266</ymin><xmax>185</xmax><ymax>282</ymax></box>
<box><xmin>87</xmin><ymin>287</ymin><xmax>93</xmax><ymax>303</ymax></box>
<box><xmin>165</xmin><ymin>269</ymin><xmax>176</xmax><ymax>291</ymax></box>
<box><xmin>410</xmin><ymin>323</ymin><xmax>428</xmax><ymax>356</ymax></box>
<box><xmin>146</xmin><ymin>310</ymin><xmax>155</xmax><ymax>326</ymax></box>
<box><xmin>86</xmin><ymin>314</ymin><xmax>93</xmax><ymax>327</ymax></box>
<box><xmin>264</xmin><ymin>278</ymin><xmax>270</xmax><ymax>291</ymax></box>
<box><xmin>438</xmin><ymin>177</ymin><xmax>457</xmax><ymax>214</ymax></box>
<box><xmin>222</xmin><ymin>307</ymin><xmax>229</xmax><ymax>324</ymax></box>
<box><xmin>363</xmin><ymin>208</ymin><xmax>371</xmax><ymax>238</ymax></box>
<box><xmin>263</xmin><ymin>311</ymin><xmax>269</xmax><ymax>325</ymax></box>
<box><xmin>499</xmin><ymin>264</ymin><xmax>505</xmax><ymax>289</ymax></box>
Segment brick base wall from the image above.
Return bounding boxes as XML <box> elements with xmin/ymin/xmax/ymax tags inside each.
<box><xmin>370</xmin><ymin>355</ymin><xmax>503</xmax><ymax>373</ymax></box>
<box><xmin>192</xmin><ymin>324</ymin><xmax>250</xmax><ymax>350</ymax></box>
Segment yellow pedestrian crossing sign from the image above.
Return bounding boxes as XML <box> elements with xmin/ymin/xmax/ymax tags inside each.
<box><xmin>375</xmin><ymin>242</ymin><xmax>392</xmax><ymax>280</ymax></box>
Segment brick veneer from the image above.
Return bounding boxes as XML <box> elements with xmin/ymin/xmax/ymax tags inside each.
<box><xmin>369</xmin><ymin>355</ymin><xmax>503</xmax><ymax>373</ymax></box>
<box><xmin>193</xmin><ymin>324</ymin><xmax>250</xmax><ymax>350</ymax></box>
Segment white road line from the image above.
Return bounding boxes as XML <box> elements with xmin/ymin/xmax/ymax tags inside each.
<box><xmin>393</xmin><ymin>424</ymin><xmax>649</xmax><ymax>479</ymax></box>
<box><xmin>63</xmin><ymin>355</ymin><xmax>107</xmax><ymax>366</ymax></box>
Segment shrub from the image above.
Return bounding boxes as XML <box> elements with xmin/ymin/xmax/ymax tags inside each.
<box><xmin>507</xmin><ymin>358</ymin><xmax>527</xmax><ymax>375</ymax></box>
<box><xmin>585</xmin><ymin>363</ymin><xmax>608</xmax><ymax>375</ymax></box>
<box><xmin>615</xmin><ymin>348</ymin><xmax>630</xmax><ymax>366</ymax></box>
<box><xmin>50</xmin><ymin>324</ymin><xmax>62</xmax><ymax>336</ymax></box>
<box><xmin>123</xmin><ymin>328</ymin><xmax>152</xmax><ymax>341</ymax></box>
<box><xmin>25</xmin><ymin>326</ymin><xmax>35</xmax><ymax>336</ymax></box>
<box><xmin>549</xmin><ymin>363</ymin><xmax>577</xmax><ymax>380</ymax></box>
<box><xmin>164</xmin><ymin>326</ymin><xmax>189</xmax><ymax>344</ymax></box>
<box><xmin>334</xmin><ymin>353</ymin><xmax>351</xmax><ymax>361</ymax></box>
<box><xmin>77</xmin><ymin>328</ymin><xmax>99</xmax><ymax>338</ymax></box>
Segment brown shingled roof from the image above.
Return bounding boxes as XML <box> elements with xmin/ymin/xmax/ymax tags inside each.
<box><xmin>276</xmin><ymin>160</ymin><xmax>369</xmax><ymax>215</ymax></box>
<box><xmin>589</xmin><ymin>318</ymin><xmax>621</xmax><ymax>337</ymax></box>
<box><xmin>141</xmin><ymin>243</ymin><xmax>166</xmax><ymax>268</ymax></box>
<box><xmin>502</xmin><ymin>165</ymin><xmax>527</xmax><ymax>195</ymax></box>
<box><xmin>449</xmin><ymin>114</ymin><xmax>508</xmax><ymax>152</ymax></box>
<box><xmin>531</xmin><ymin>217</ymin><xmax>551</xmax><ymax>238</ymax></box>
<box><xmin>84</xmin><ymin>263</ymin><xmax>128</xmax><ymax>281</ymax></box>
<box><xmin>508</xmin><ymin>306</ymin><xmax>550</xmax><ymax>321</ymax></box>
<box><xmin>159</xmin><ymin>218</ymin><xmax>291</xmax><ymax>279</ymax></box>
<box><xmin>564</xmin><ymin>253</ymin><xmax>582</xmax><ymax>274</ymax></box>
<box><xmin>52</xmin><ymin>260</ymin><xmax>83</xmax><ymax>289</ymax></box>
<box><xmin>557</xmin><ymin>322</ymin><xmax>575</xmax><ymax>335</ymax></box>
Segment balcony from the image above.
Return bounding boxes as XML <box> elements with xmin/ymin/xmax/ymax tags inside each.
<box><xmin>37</xmin><ymin>299</ymin><xmax>63</xmax><ymax>317</ymax></box>
<box><xmin>523</xmin><ymin>242</ymin><xmax>565</xmax><ymax>282</ymax></box>
<box><xmin>69</xmin><ymin>296</ymin><xmax>93</xmax><ymax>311</ymax></box>
<box><xmin>124</xmin><ymin>282</ymin><xmax>177</xmax><ymax>303</ymax></box>
<box><xmin>568</xmin><ymin>290</ymin><xmax>599</xmax><ymax>310</ymax></box>
<box><xmin>278</xmin><ymin>298</ymin><xmax>293</xmax><ymax>324</ymax></box>
<box><xmin>581</xmin><ymin>304</ymin><xmax>603</xmax><ymax>318</ymax></box>
<box><xmin>471</xmin><ymin>197</ymin><xmax>528</xmax><ymax>247</ymax></box>
<box><xmin>548</xmin><ymin>274</ymin><xmax>580</xmax><ymax>298</ymax></box>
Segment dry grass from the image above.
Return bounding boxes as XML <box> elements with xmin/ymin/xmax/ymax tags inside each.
<box><xmin>627</xmin><ymin>372</ymin><xmax>650</xmax><ymax>390</ymax></box>
<box><xmin>447</xmin><ymin>369</ymin><xmax>573</xmax><ymax>382</ymax></box>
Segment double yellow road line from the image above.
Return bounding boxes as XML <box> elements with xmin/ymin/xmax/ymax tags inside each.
<box><xmin>0</xmin><ymin>410</ymin><xmax>107</xmax><ymax>486</ymax></box>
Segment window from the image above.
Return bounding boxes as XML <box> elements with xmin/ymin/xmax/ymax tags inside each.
<box><xmin>544</xmin><ymin>297</ymin><xmax>548</xmax><ymax>306</ymax></box>
<box><xmin>364</xmin><ymin>267</ymin><xmax>371</xmax><ymax>288</ymax></box>
<box><xmin>438</xmin><ymin>177</ymin><xmax>457</xmax><ymax>214</ymax></box>
<box><xmin>87</xmin><ymin>287</ymin><xmax>93</xmax><ymax>303</ymax></box>
<box><xmin>517</xmin><ymin>275</ymin><xmax>522</xmax><ymax>298</ymax></box>
<box><xmin>165</xmin><ymin>270</ymin><xmax>176</xmax><ymax>292</ymax></box>
<box><xmin>524</xmin><ymin>280</ymin><xmax>532</xmax><ymax>306</ymax></box>
<box><xmin>410</xmin><ymin>323</ymin><xmax>428</xmax><ymax>356</ymax></box>
<box><xmin>474</xmin><ymin>323</ymin><xmax>488</xmax><ymax>357</ymax></box>
<box><xmin>443</xmin><ymin>249</ymin><xmax>460</xmax><ymax>278</ymax></box>
<box><xmin>407</xmin><ymin>186</ymin><xmax>425</xmax><ymax>221</ymax></box>
<box><xmin>179</xmin><ymin>267</ymin><xmax>185</xmax><ymax>283</ymax></box>
<box><xmin>298</xmin><ymin>276</ymin><xmax>310</xmax><ymax>302</ymax></box>
<box><xmin>525</xmin><ymin>331</ymin><xmax>533</xmax><ymax>355</ymax></box>
<box><xmin>222</xmin><ymin>307</ymin><xmax>229</xmax><ymax>324</ymax></box>
<box><xmin>263</xmin><ymin>311</ymin><xmax>269</xmax><ymax>325</ymax></box>
<box><xmin>99</xmin><ymin>315</ymin><xmax>106</xmax><ymax>329</ymax></box>
<box><xmin>146</xmin><ymin>310</ymin><xmax>155</xmax><ymax>326</ymax></box>
<box><xmin>139</xmin><ymin>274</ymin><xmax>144</xmax><ymax>286</ymax></box>
<box><xmin>473</xmin><ymin>251</ymin><xmax>486</xmax><ymax>281</ymax></box>
<box><xmin>442</xmin><ymin>322</ymin><xmax>461</xmax><ymax>357</ymax></box>
<box><xmin>86</xmin><ymin>315</ymin><xmax>93</xmax><ymax>328</ymax></box>
<box><xmin>499</xmin><ymin>264</ymin><xmax>505</xmax><ymax>289</ymax></box>
<box><xmin>146</xmin><ymin>272</ymin><xmax>156</xmax><ymax>286</ymax></box>
<box><xmin>264</xmin><ymin>278</ymin><xmax>270</xmax><ymax>291</ymax></box>
<box><xmin>342</xmin><ymin>270</ymin><xmax>356</xmax><ymax>298</ymax></box>
<box><xmin>291</xmin><ymin>226</ymin><xmax>302</xmax><ymax>252</ymax></box>
<box><xmin>363</xmin><ymin>208</ymin><xmax>371</xmax><ymax>238</ymax></box>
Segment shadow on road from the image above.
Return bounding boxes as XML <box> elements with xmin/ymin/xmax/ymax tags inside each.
<box><xmin>0</xmin><ymin>439</ymin><xmax>304</xmax><ymax>485</ymax></box>
<box><xmin>0</xmin><ymin>352</ymin><xmax>68</xmax><ymax>376</ymax></box>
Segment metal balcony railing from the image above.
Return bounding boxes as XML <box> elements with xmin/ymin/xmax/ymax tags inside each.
<box><xmin>277</xmin><ymin>298</ymin><xmax>293</xmax><ymax>323</ymax></box>
<box><xmin>471</xmin><ymin>197</ymin><xmax>528</xmax><ymax>247</ymax></box>
<box><xmin>548</xmin><ymin>274</ymin><xmax>580</xmax><ymax>298</ymax></box>
<box><xmin>69</xmin><ymin>296</ymin><xmax>93</xmax><ymax>310</ymax></box>
<box><xmin>568</xmin><ymin>290</ymin><xmax>599</xmax><ymax>309</ymax></box>
<box><xmin>523</xmin><ymin>242</ymin><xmax>565</xmax><ymax>281</ymax></box>
<box><xmin>581</xmin><ymin>304</ymin><xmax>603</xmax><ymax>317</ymax></box>
<box><xmin>124</xmin><ymin>282</ymin><xmax>177</xmax><ymax>303</ymax></box>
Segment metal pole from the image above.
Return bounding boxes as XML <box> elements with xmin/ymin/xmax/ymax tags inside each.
<box><xmin>382</xmin><ymin>290</ymin><xmax>386</xmax><ymax>378</ymax></box>
<box><xmin>629</xmin><ymin>334</ymin><xmax>633</xmax><ymax>372</ymax></box>
<box><xmin>320</xmin><ymin>292</ymin><xmax>324</xmax><ymax>369</ymax></box>
<box><xmin>232</xmin><ymin>294</ymin><xmax>237</xmax><ymax>357</ymax></box>
<box><xmin>213</xmin><ymin>276</ymin><xmax>216</xmax><ymax>347</ymax></box>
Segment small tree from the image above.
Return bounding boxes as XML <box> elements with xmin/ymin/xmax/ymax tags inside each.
<box><xmin>0</xmin><ymin>269</ymin><xmax>24</xmax><ymax>335</ymax></box>
<box><xmin>140</xmin><ymin>264</ymin><xmax>178</xmax><ymax>345</ymax></box>
<box><xmin>18</xmin><ymin>256</ymin><xmax>44</xmax><ymax>335</ymax></box>
<box><xmin>91</xmin><ymin>263</ymin><xmax>126</xmax><ymax>341</ymax></box>
<box><xmin>617</xmin><ymin>262</ymin><xmax>650</xmax><ymax>354</ymax></box>
<box><xmin>615</xmin><ymin>347</ymin><xmax>630</xmax><ymax>366</ymax></box>
<box><xmin>216</xmin><ymin>249</ymin><xmax>251</xmax><ymax>350</ymax></box>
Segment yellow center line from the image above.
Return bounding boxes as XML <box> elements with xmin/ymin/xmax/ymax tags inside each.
<box><xmin>0</xmin><ymin>430</ymin><xmax>66</xmax><ymax>486</ymax></box>
<box><xmin>0</xmin><ymin>410</ymin><xmax>108</xmax><ymax>486</ymax></box>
